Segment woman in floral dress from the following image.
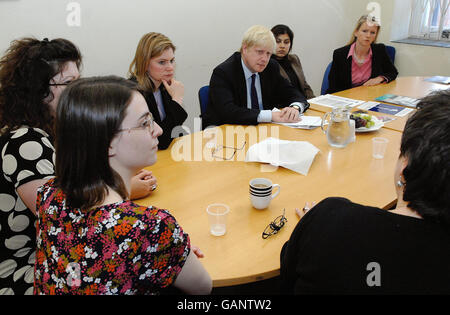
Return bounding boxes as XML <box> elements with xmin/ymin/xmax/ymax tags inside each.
<box><xmin>33</xmin><ymin>76</ymin><xmax>211</xmax><ymax>295</ymax></box>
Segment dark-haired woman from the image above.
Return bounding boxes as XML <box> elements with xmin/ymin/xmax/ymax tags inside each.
<box><xmin>34</xmin><ymin>76</ymin><xmax>211</xmax><ymax>295</ymax></box>
<box><xmin>271</xmin><ymin>24</ymin><xmax>315</xmax><ymax>99</ymax></box>
<box><xmin>0</xmin><ymin>37</ymin><xmax>82</xmax><ymax>295</ymax></box>
<box><xmin>281</xmin><ymin>90</ymin><xmax>450</xmax><ymax>294</ymax></box>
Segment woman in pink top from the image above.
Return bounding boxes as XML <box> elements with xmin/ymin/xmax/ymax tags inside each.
<box><xmin>327</xmin><ymin>15</ymin><xmax>398</xmax><ymax>94</ymax></box>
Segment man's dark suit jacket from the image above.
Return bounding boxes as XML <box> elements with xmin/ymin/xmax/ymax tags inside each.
<box><xmin>326</xmin><ymin>43</ymin><xmax>398</xmax><ymax>94</ymax></box>
<box><xmin>131</xmin><ymin>77</ymin><xmax>188</xmax><ymax>150</ymax></box>
<box><xmin>203</xmin><ymin>52</ymin><xmax>309</xmax><ymax>128</ymax></box>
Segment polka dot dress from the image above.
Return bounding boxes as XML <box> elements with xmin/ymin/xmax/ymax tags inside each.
<box><xmin>0</xmin><ymin>127</ymin><xmax>55</xmax><ymax>295</ymax></box>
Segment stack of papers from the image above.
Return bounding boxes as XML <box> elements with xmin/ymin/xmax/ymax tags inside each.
<box><xmin>308</xmin><ymin>94</ymin><xmax>366</xmax><ymax>108</ymax></box>
<box><xmin>274</xmin><ymin>116</ymin><xmax>322</xmax><ymax>129</ymax></box>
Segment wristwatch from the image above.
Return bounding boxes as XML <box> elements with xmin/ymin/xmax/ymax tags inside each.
<box><xmin>289</xmin><ymin>103</ymin><xmax>304</xmax><ymax>113</ymax></box>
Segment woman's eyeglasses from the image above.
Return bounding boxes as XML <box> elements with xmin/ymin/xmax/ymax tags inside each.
<box><xmin>262</xmin><ymin>209</ymin><xmax>287</xmax><ymax>239</ymax></box>
<box><xmin>118</xmin><ymin>114</ymin><xmax>155</xmax><ymax>134</ymax></box>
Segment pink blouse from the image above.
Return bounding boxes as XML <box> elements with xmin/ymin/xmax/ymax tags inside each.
<box><xmin>347</xmin><ymin>42</ymin><xmax>373</xmax><ymax>87</ymax></box>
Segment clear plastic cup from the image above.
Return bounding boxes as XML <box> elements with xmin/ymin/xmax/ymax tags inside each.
<box><xmin>372</xmin><ymin>137</ymin><xmax>389</xmax><ymax>159</ymax></box>
<box><xmin>206</xmin><ymin>203</ymin><xmax>230</xmax><ymax>236</ymax></box>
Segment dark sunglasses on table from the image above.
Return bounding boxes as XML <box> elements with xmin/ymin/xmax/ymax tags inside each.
<box><xmin>262</xmin><ymin>208</ymin><xmax>287</xmax><ymax>239</ymax></box>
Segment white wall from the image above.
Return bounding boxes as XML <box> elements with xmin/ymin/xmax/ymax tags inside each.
<box><xmin>386</xmin><ymin>0</ymin><xmax>450</xmax><ymax>77</ymax></box>
<box><xmin>1</xmin><ymin>0</ymin><xmax>448</xmax><ymax>130</ymax></box>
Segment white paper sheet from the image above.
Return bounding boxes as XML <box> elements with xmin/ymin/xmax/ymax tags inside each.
<box><xmin>245</xmin><ymin>137</ymin><xmax>320</xmax><ymax>175</ymax></box>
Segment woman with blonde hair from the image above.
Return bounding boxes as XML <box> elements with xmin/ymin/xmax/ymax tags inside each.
<box><xmin>327</xmin><ymin>15</ymin><xmax>398</xmax><ymax>94</ymax></box>
<box><xmin>128</xmin><ymin>32</ymin><xmax>187</xmax><ymax>150</ymax></box>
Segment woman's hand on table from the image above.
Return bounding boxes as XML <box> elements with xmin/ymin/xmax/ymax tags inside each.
<box><xmin>192</xmin><ymin>245</ymin><xmax>205</xmax><ymax>258</ymax></box>
<box><xmin>129</xmin><ymin>169</ymin><xmax>157</xmax><ymax>200</ymax></box>
<box><xmin>363</xmin><ymin>76</ymin><xmax>386</xmax><ymax>87</ymax></box>
<box><xmin>295</xmin><ymin>201</ymin><xmax>317</xmax><ymax>219</ymax></box>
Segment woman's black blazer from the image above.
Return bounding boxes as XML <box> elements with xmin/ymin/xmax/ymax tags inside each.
<box><xmin>130</xmin><ymin>77</ymin><xmax>188</xmax><ymax>150</ymax></box>
<box><xmin>326</xmin><ymin>43</ymin><xmax>398</xmax><ymax>94</ymax></box>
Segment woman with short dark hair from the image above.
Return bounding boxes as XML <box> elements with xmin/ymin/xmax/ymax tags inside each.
<box><xmin>34</xmin><ymin>76</ymin><xmax>211</xmax><ymax>295</ymax></box>
<box><xmin>0</xmin><ymin>37</ymin><xmax>81</xmax><ymax>295</ymax></box>
<box><xmin>281</xmin><ymin>89</ymin><xmax>450</xmax><ymax>294</ymax></box>
<box><xmin>271</xmin><ymin>24</ymin><xmax>315</xmax><ymax>99</ymax></box>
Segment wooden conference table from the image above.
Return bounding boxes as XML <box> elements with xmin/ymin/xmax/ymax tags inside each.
<box><xmin>137</xmin><ymin>76</ymin><xmax>447</xmax><ymax>288</ymax></box>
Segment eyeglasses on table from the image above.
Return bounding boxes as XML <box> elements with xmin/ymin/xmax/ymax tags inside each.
<box><xmin>211</xmin><ymin>141</ymin><xmax>246</xmax><ymax>160</ymax></box>
<box><xmin>262</xmin><ymin>208</ymin><xmax>287</xmax><ymax>239</ymax></box>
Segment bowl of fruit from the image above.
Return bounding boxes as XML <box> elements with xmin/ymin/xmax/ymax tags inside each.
<box><xmin>351</xmin><ymin>113</ymin><xmax>384</xmax><ymax>132</ymax></box>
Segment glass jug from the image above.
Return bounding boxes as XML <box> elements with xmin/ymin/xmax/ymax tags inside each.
<box><xmin>321</xmin><ymin>106</ymin><xmax>352</xmax><ymax>148</ymax></box>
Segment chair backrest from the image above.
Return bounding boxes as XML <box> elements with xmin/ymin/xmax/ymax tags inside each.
<box><xmin>385</xmin><ymin>45</ymin><xmax>396</xmax><ymax>63</ymax></box>
<box><xmin>320</xmin><ymin>62</ymin><xmax>332</xmax><ymax>95</ymax></box>
<box><xmin>198</xmin><ymin>85</ymin><xmax>209</xmax><ymax>116</ymax></box>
